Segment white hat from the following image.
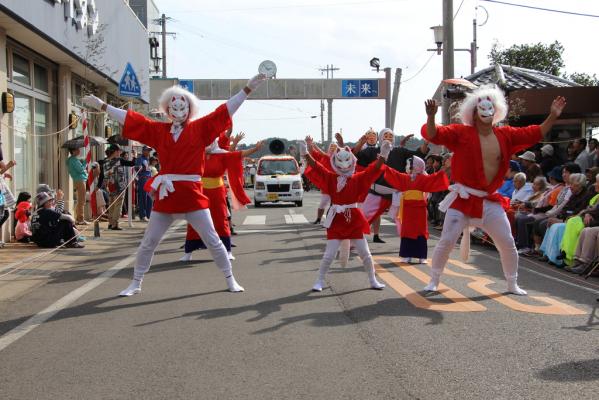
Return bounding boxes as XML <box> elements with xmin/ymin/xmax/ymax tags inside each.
<box><xmin>540</xmin><ymin>144</ymin><xmax>554</xmax><ymax>156</ymax></box>
<box><xmin>518</xmin><ymin>151</ymin><xmax>536</xmax><ymax>162</ymax></box>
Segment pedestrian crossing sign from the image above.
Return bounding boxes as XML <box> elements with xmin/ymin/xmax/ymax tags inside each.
<box><xmin>118</xmin><ymin>62</ymin><xmax>141</xmax><ymax>97</ymax></box>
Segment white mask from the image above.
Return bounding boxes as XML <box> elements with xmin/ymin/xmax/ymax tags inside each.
<box><xmin>477</xmin><ymin>97</ymin><xmax>495</xmax><ymax>124</ymax></box>
<box><xmin>332</xmin><ymin>147</ymin><xmax>356</xmax><ymax>176</ymax></box>
<box><xmin>168</xmin><ymin>95</ymin><xmax>190</xmax><ymax>123</ymax></box>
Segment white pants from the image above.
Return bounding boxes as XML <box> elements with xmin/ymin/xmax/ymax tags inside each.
<box><xmin>318</xmin><ymin>194</ymin><xmax>331</xmax><ymax>210</ymax></box>
<box><xmin>132</xmin><ymin>210</ymin><xmax>232</xmax><ymax>281</ymax></box>
<box><xmin>317</xmin><ymin>237</ymin><xmax>376</xmax><ymax>279</ymax></box>
<box><xmin>431</xmin><ymin>200</ymin><xmax>519</xmax><ymax>282</ymax></box>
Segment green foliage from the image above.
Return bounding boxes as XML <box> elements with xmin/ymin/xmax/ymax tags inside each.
<box><xmin>564</xmin><ymin>72</ymin><xmax>599</xmax><ymax>86</ymax></box>
<box><xmin>488</xmin><ymin>40</ymin><xmax>565</xmax><ymax>76</ymax></box>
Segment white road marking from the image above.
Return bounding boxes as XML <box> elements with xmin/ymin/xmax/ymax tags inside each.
<box><xmin>0</xmin><ymin>222</ymin><xmax>185</xmax><ymax>353</ymax></box>
<box><xmin>284</xmin><ymin>214</ymin><xmax>309</xmax><ymax>224</ymax></box>
<box><xmin>236</xmin><ymin>229</ymin><xmax>303</xmax><ymax>233</ymax></box>
<box><xmin>243</xmin><ymin>215</ymin><xmax>266</xmax><ymax>225</ymax></box>
<box><xmin>380</xmin><ymin>218</ymin><xmax>395</xmax><ymax>226</ymax></box>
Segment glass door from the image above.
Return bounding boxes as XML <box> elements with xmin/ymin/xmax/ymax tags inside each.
<box><xmin>12</xmin><ymin>93</ymin><xmax>33</xmax><ymax>194</ymax></box>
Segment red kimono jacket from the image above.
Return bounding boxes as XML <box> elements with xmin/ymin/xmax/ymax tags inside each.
<box><xmin>421</xmin><ymin>123</ymin><xmax>541</xmax><ymax>218</ymax></box>
<box><xmin>123</xmin><ymin>104</ymin><xmax>231</xmax><ymax>213</ymax></box>
<box><xmin>384</xmin><ymin>169</ymin><xmax>449</xmax><ymax>240</ymax></box>
<box><xmin>186</xmin><ymin>151</ymin><xmax>250</xmax><ymax>239</ymax></box>
<box><xmin>305</xmin><ymin>160</ymin><xmax>386</xmax><ymax>239</ymax></box>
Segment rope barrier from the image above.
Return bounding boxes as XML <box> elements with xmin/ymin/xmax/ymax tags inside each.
<box><xmin>0</xmin><ymin>168</ymin><xmax>141</xmax><ymax>279</ymax></box>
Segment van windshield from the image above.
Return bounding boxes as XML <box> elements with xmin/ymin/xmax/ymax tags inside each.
<box><xmin>258</xmin><ymin>159</ymin><xmax>299</xmax><ymax>175</ymax></box>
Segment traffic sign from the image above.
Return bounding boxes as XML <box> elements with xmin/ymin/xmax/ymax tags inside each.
<box><xmin>179</xmin><ymin>79</ymin><xmax>194</xmax><ymax>93</ymax></box>
<box><xmin>342</xmin><ymin>79</ymin><xmax>378</xmax><ymax>98</ymax></box>
<box><xmin>118</xmin><ymin>62</ymin><xmax>141</xmax><ymax>97</ymax></box>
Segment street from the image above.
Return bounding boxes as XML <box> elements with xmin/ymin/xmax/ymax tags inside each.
<box><xmin>0</xmin><ymin>190</ymin><xmax>597</xmax><ymax>400</ymax></box>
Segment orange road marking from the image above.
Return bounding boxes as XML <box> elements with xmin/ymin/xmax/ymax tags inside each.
<box><xmin>373</xmin><ymin>257</ymin><xmax>486</xmax><ymax>312</ymax></box>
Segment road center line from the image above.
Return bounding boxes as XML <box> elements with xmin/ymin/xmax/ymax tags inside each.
<box><xmin>0</xmin><ymin>222</ymin><xmax>185</xmax><ymax>353</ymax></box>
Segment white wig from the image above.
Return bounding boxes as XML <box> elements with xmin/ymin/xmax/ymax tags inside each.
<box><xmin>459</xmin><ymin>85</ymin><xmax>508</xmax><ymax>127</ymax></box>
<box><xmin>379</xmin><ymin>128</ymin><xmax>394</xmax><ymax>146</ymax></box>
<box><xmin>158</xmin><ymin>85</ymin><xmax>203</xmax><ymax>121</ymax></box>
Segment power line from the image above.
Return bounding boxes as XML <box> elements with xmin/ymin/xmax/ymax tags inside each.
<box><xmin>480</xmin><ymin>0</ymin><xmax>599</xmax><ymax>18</ymax></box>
<box><xmin>401</xmin><ymin>53</ymin><xmax>436</xmax><ymax>83</ymax></box>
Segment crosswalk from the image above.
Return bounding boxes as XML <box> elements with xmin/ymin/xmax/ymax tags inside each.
<box><xmin>241</xmin><ymin>214</ymin><xmax>396</xmax><ymax>226</ymax></box>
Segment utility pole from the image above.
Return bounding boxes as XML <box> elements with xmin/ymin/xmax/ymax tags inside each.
<box><xmin>442</xmin><ymin>0</ymin><xmax>454</xmax><ymax>125</ymax></box>
<box><xmin>319</xmin><ymin>64</ymin><xmax>340</xmax><ymax>143</ymax></box>
<box><xmin>320</xmin><ymin>100</ymin><xmax>325</xmax><ymax>143</ymax></box>
<box><xmin>389</xmin><ymin>68</ymin><xmax>402</xmax><ymax>131</ymax></box>
<box><xmin>152</xmin><ymin>14</ymin><xmax>176</xmax><ymax>78</ymax></box>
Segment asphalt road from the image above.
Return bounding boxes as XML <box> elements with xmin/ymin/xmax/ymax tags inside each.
<box><xmin>0</xmin><ymin>190</ymin><xmax>597</xmax><ymax>400</ymax></box>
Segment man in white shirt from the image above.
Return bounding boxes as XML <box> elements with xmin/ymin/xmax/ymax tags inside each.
<box><xmin>510</xmin><ymin>172</ymin><xmax>534</xmax><ymax>206</ymax></box>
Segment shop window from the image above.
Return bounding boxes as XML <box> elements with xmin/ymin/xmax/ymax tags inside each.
<box><xmin>35</xmin><ymin>99</ymin><xmax>50</xmax><ymax>185</ymax></box>
<box><xmin>34</xmin><ymin>64</ymin><xmax>49</xmax><ymax>93</ymax></box>
<box><xmin>12</xmin><ymin>53</ymin><xmax>31</xmax><ymax>87</ymax></box>
<box><xmin>12</xmin><ymin>93</ymin><xmax>32</xmax><ymax>194</ymax></box>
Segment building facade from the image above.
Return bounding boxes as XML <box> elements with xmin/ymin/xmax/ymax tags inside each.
<box><xmin>0</xmin><ymin>0</ymin><xmax>154</xmax><ymax>240</ymax></box>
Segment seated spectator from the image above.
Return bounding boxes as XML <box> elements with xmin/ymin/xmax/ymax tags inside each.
<box><xmin>510</xmin><ymin>172</ymin><xmax>533</xmax><ymax>206</ymax></box>
<box><xmin>498</xmin><ymin>160</ymin><xmax>521</xmax><ymax>198</ymax></box>
<box><xmin>573</xmin><ymin>138</ymin><xmax>592</xmax><ymax>171</ymax></box>
<box><xmin>539</xmin><ymin>173</ymin><xmax>590</xmax><ymax>265</ymax></box>
<box><xmin>526</xmin><ymin>164</ymin><xmax>579</xmax><ymax>256</ymax></box>
<box><xmin>586</xmin><ymin>167</ymin><xmax>599</xmax><ymax>193</ymax></box>
<box><xmin>31</xmin><ymin>192</ymin><xmax>84</xmax><ymax>248</ymax></box>
<box><xmin>539</xmin><ymin>144</ymin><xmax>558</xmax><ymax>176</ymax></box>
<box><xmin>515</xmin><ymin>176</ymin><xmax>554</xmax><ymax>253</ymax></box>
<box><xmin>15</xmin><ymin>200</ymin><xmax>32</xmax><ymax>243</ymax></box>
<box><xmin>568</xmin><ymin>225</ymin><xmax>599</xmax><ymax>274</ymax></box>
<box><xmin>518</xmin><ymin>151</ymin><xmax>541</xmax><ymax>182</ymax></box>
<box><xmin>560</xmin><ymin>174</ymin><xmax>599</xmax><ymax>267</ymax></box>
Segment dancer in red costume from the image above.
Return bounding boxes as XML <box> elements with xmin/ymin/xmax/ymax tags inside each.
<box><xmin>82</xmin><ymin>73</ymin><xmax>267</xmax><ymax>296</ymax></box>
<box><xmin>383</xmin><ymin>156</ymin><xmax>449</xmax><ymax>263</ymax></box>
<box><xmin>299</xmin><ymin>140</ymin><xmax>392</xmax><ymax>291</ymax></box>
<box><xmin>180</xmin><ymin>137</ymin><xmax>264</xmax><ymax>261</ymax></box>
<box><xmin>422</xmin><ymin>85</ymin><xmax>566</xmax><ymax>295</ymax></box>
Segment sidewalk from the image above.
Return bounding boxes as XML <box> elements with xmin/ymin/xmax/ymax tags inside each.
<box><xmin>0</xmin><ymin>219</ymin><xmax>148</xmax><ymax>302</ymax></box>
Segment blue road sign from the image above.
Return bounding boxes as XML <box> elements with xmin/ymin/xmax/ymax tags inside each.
<box><xmin>341</xmin><ymin>79</ymin><xmax>379</xmax><ymax>98</ymax></box>
<box><xmin>179</xmin><ymin>80</ymin><xmax>194</xmax><ymax>93</ymax></box>
<box><xmin>118</xmin><ymin>62</ymin><xmax>141</xmax><ymax>97</ymax></box>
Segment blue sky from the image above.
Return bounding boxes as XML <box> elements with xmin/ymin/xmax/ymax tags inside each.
<box><xmin>154</xmin><ymin>0</ymin><xmax>599</xmax><ymax>144</ymax></box>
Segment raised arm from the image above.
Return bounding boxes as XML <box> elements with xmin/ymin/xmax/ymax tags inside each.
<box><xmin>540</xmin><ymin>96</ymin><xmax>566</xmax><ymax>137</ymax></box>
<box><xmin>226</xmin><ymin>74</ymin><xmax>267</xmax><ymax>116</ymax></box>
<box><xmin>82</xmin><ymin>95</ymin><xmax>127</xmax><ymax>125</ymax></box>
<box><xmin>424</xmin><ymin>99</ymin><xmax>438</xmax><ymax>141</ymax></box>
<box><xmin>241</xmin><ymin>140</ymin><xmax>264</xmax><ymax>157</ymax></box>
<box><xmin>352</xmin><ymin>134</ymin><xmax>368</xmax><ymax>155</ymax></box>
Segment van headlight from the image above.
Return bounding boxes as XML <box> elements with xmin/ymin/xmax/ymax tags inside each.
<box><xmin>255</xmin><ymin>182</ymin><xmax>265</xmax><ymax>190</ymax></box>
<box><xmin>292</xmin><ymin>181</ymin><xmax>302</xmax><ymax>189</ymax></box>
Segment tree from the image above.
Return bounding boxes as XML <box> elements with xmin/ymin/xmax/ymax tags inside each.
<box><xmin>564</xmin><ymin>72</ymin><xmax>599</xmax><ymax>87</ymax></box>
<box><xmin>488</xmin><ymin>40</ymin><xmax>565</xmax><ymax>76</ymax></box>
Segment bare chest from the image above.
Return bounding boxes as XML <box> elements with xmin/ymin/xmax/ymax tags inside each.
<box><xmin>478</xmin><ymin>133</ymin><xmax>501</xmax><ymax>185</ymax></box>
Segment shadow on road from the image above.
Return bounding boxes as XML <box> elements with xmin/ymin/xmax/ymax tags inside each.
<box><xmin>537</xmin><ymin>358</ymin><xmax>599</xmax><ymax>382</ymax></box>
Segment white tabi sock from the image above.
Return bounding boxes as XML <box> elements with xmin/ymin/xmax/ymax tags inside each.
<box><xmin>225</xmin><ymin>275</ymin><xmax>244</xmax><ymax>292</ymax></box>
<box><xmin>119</xmin><ymin>279</ymin><xmax>142</xmax><ymax>297</ymax></box>
<box><xmin>179</xmin><ymin>252</ymin><xmax>193</xmax><ymax>262</ymax></box>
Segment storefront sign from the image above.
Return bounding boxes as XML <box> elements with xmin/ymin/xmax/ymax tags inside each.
<box><xmin>48</xmin><ymin>0</ymin><xmax>100</xmax><ymax>36</ymax></box>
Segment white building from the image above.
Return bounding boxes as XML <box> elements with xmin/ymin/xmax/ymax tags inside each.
<box><xmin>0</xmin><ymin>0</ymin><xmax>154</xmax><ymax>240</ymax></box>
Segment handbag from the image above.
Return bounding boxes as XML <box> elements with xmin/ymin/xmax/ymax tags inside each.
<box><xmin>0</xmin><ymin>178</ymin><xmax>15</xmax><ymax>208</ymax></box>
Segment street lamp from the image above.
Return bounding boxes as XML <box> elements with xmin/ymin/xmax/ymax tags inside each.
<box><xmin>427</xmin><ymin>22</ymin><xmax>478</xmax><ymax>74</ymax></box>
<box><xmin>430</xmin><ymin>26</ymin><xmax>443</xmax><ymax>55</ymax></box>
<box><xmin>369</xmin><ymin>57</ymin><xmax>380</xmax><ymax>73</ymax></box>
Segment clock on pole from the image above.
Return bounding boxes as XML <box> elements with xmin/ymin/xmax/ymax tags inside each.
<box><xmin>258</xmin><ymin>60</ymin><xmax>277</xmax><ymax>78</ymax></box>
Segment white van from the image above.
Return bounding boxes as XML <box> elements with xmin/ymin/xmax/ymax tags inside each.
<box><xmin>253</xmin><ymin>155</ymin><xmax>303</xmax><ymax>207</ymax></box>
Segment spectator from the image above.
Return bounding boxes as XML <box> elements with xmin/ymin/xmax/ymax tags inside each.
<box><xmin>15</xmin><ymin>200</ymin><xmax>32</xmax><ymax>243</ymax></box>
<box><xmin>517</xmin><ymin>151</ymin><xmax>542</xmax><ymax>182</ymax></box>
<box><xmin>585</xmin><ymin>167</ymin><xmax>599</xmax><ymax>193</ymax></box>
<box><xmin>135</xmin><ymin>145</ymin><xmax>153</xmax><ymax>222</ymax></box>
<box><xmin>539</xmin><ymin>144</ymin><xmax>558</xmax><ymax>176</ymax></box>
<box><xmin>516</xmin><ymin>169</ymin><xmax>563</xmax><ymax>253</ymax></box>
<box><xmin>588</xmin><ymin>138</ymin><xmax>598</xmax><ymax>166</ymax></box>
<box><xmin>573</xmin><ymin>138</ymin><xmax>592</xmax><ymax>171</ymax></box>
<box><xmin>498</xmin><ymin>160</ymin><xmax>521</xmax><ymax>198</ymax></box>
<box><xmin>539</xmin><ymin>173</ymin><xmax>590</xmax><ymax>265</ymax></box>
<box><xmin>31</xmin><ymin>192</ymin><xmax>83</xmax><ymax>248</ymax></box>
<box><xmin>249</xmin><ymin>164</ymin><xmax>257</xmax><ymax>185</ymax></box>
<box><xmin>149</xmin><ymin>157</ymin><xmax>159</xmax><ymax>177</ymax></box>
<box><xmin>510</xmin><ymin>172</ymin><xmax>533</xmax><ymax>206</ymax></box>
<box><xmin>561</xmin><ymin>174</ymin><xmax>599</xmax><ymax>267</ymax></box>
<box><xmin>103</xmin><ymin>144</ymin><xmax>136</xmax><ymax>230</ymax></box>
<box><xmin>66</xmin><ymin>147</ymin><xmax>89</xmax><ymax>225</ymax></box>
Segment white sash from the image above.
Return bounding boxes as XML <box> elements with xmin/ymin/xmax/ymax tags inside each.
<box><xmin>323</xmin><ymin>203</ymin><xmax>358</xmax><ymax>229</ymax></box>
<box><xmin>438</xmin><ymin>183</ymin><xmax>488</xmax><ymax>213</ymax></box>
<box><xmin>151</xmin><ymin>174</ymin><xmax>202</xmax><ymax>200</ymax></box>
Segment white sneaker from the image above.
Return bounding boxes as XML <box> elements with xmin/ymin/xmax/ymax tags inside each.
<box><xmin>226</xmin><ymin>275</ymin><xmax>244</xmax><ymax>292</ymax></box>
<box><xmin>312</xmin><ymin>278</ymin><xmax>325</xmax><ymax>292</ymax></box>
<box><xmin>179</xmin><ymin>253</ymin><xmax>193</xmax><ymax>262</ymax></box>
<box><xmin>119</xmin><ymin>280</ymin><xmax>142</xmax><ymax>297</ymax></box>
